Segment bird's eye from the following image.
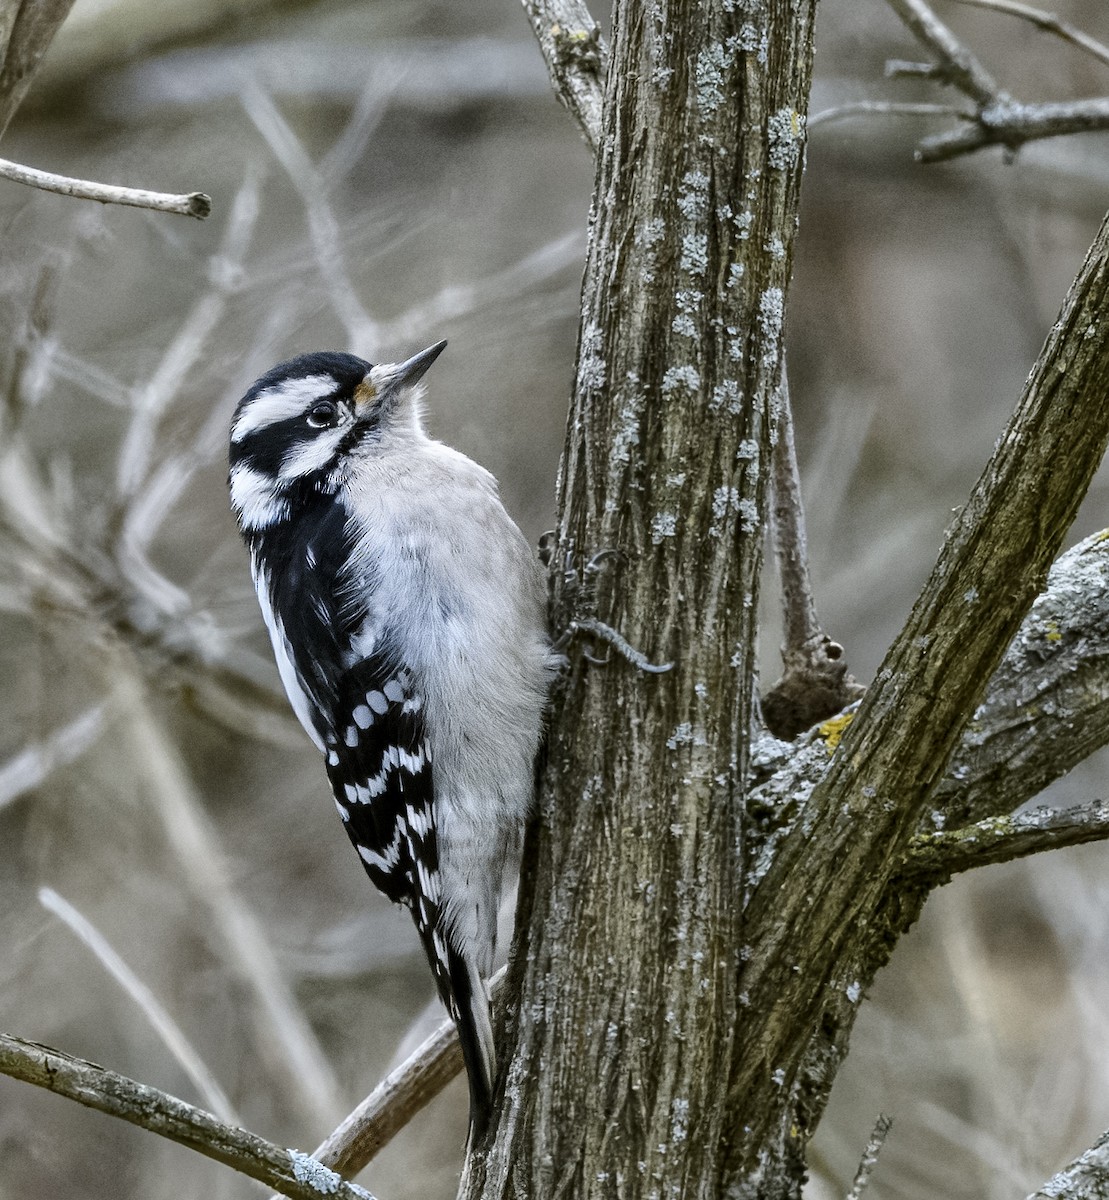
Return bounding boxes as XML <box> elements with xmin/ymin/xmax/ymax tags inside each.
<box><xmin>306</xmin><ymin>400</ymin><xmax>339</xmax><ymax>429</ymax></box>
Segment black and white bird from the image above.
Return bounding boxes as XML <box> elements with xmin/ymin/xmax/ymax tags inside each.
<box><xmin>228</xmin><ymin>341</ymin><xmax>553</xmax><ymax>1135</ymax></box>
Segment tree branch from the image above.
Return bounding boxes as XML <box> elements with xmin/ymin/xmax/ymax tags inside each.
<box><xmin>762</xmin><ymin>369</ymin><xmax>865</xmax><ymax>739</ymax></box>
<box><xmin>845</xmin><ymin>1114</ymin><xmax>894</xmax><ymax>1200</ymax></box>
<box><xmin>311</xmin><ymin>1014</ymin><xmax>462</xmax><ymax>1178</ymax></box>
<box><xmin>883</xmin><ymin>0</ymin><xmax>1109</xmax><ymax>160</ymax></box>
<box><xmin>904</xmin><ymin>802</ymin><xmax>1109</xmax><ymax>881</ymax></box>
<box><xmin>0</xmin><ymin>1032</ymin><xmax>376</xmax><ymax>1200</ymax></box>
<box><xmin>934</xmin><ymin>527</ymin><xmax>1109</xmax><ymax>830</ymax></box>
<box><xmin>918</xmin><ymin>97</ymin><xmax>1109</xmax><ymax>162</ymax></box>
<box><xmin>1027</xmin><ymin>1129</ymin><xmax>1109</xmax><ymax>1200</ymax></box>
<box><xmin>736</xmin><ymin>202</ymin><xmax>1109</xmax><ymax>1173</ymax></box>
<box><xmin>885</xmin><ymin>0</ymin><xmax>999</xmax><ymax>104</ymax></box>
<box><xmin>0</xmin><ymin>0</ymin><xmax>77</xmax><ymax>138</ymax></box>
<box><xmin>518</xmin><ymin>0</ymin><xmax>606</xmax><ymax>150</ymax></box>
<box><xmin>947</xmin><ymin>0</ymin><xmax>1109</xmax><ymax>71</ymax></box>
<box><xmin>0</xmin><ymin>156</ymin><xmax>210</xmax><ymax>217</ymax></box>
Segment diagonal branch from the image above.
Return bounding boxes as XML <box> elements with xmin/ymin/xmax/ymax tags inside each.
<box><xmin>0</xmin><ymin>0</ymin><xmax>76</xmax><ymax>138</ymax></box>
<box><xmin>885</xmin><ymin>0</ymin><xmax>999</xmax><ymax>104</ymax></box>
<box><xmin>0</xmin><ymin>1032</ymin><xmax>376</xmax><ymax>1200</ymax></box>
<box><xmin>738</xmin><ymin>204</ymin><xmax>1109</xmax><ymax>1142</ymax></box>
<box><xmin>519</xmin><ymin>0</ymin><xmax>606</xmax><ymax>150</ymax></box>
<box><xmin>311</xmin><ymin>1013</ymin><xmax>462</xmax><ymax>1178</ymax></box>
<box><xmin>947</xmin><ymin>0</ymin><xmax>1109</xmax><ymax>71</ymax></box>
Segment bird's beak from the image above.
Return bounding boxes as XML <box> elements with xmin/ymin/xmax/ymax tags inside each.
<box><xmin>355</xmin><ymin>340</ymin><xmax>447</xmax><ymax>415</ymax></box>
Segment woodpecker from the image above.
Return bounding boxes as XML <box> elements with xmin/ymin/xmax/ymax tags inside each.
<box><xmin>228</xmin><ymin>341</ymin><xmax>553</xmax><ymax>1135</ymax></box>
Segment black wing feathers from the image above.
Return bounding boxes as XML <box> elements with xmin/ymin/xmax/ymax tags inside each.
<box><xmin>261</xmin><ymin>491</ymin><xmax>495</xmax><ymax>1133</ymax></box>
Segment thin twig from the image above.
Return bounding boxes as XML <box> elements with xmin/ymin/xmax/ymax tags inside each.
<box><xmin>845</xmin><ymin>1114</ymin><xmax>893</xmax><ymax>1200</ymax></box>
<box><xmin>772</xmin><ymin>370</ymin><xmax>820</xmax><ymax>655</ymax></box>
<box><xmin>240</xmin><ymin>82</ymin><xmax>380</xmax><ymax>355</ymax></box>
<box><xmin>904</xmin><ymin>802</ymin><xmax>1109</xmax><ymax>881</ymax></box>
<box><xmin>885</xmin><ymin>0</ymin><xmax>999</xmax><ymax>103</ymax></box>
<box><xmin>0</xmin><ymin>706</ymin><xmax>104</xmax><ymax>810</ymax></box>
<box><xmin>0</xmin><ymin>1032</ymin><xmax>375</xmax><ymax>1200</ymax></box>
<box><xmin>808</xmin><ymin>100</ymin><xmax>973</xmax><ymax>129</ymax></box>
<box><xmin>571</xmin><ymin>617</ymin><xmax>673</xmax><ymax>673</ymax></box>
<box><xmin>38</xmin><ymin>887</ymin><xmax>241</xmax><ymax>1125</ymax></box>
<box><xmin>761</xmin><ymin>370</ymin><xmax>865</xmax><ymax>740</ymax></box>
<box><xmin>519</xmin><ymin>0</ymin><xmax>607</xmax><ymax>150</ymax></box>
<box><xmin>0</xmin><ymin>157</ymin><xmax>209</xmax><ymax>218</ymax></box>
<box><xmin>947</xmin><ymin>0</ymin><xmax>1109</xmax><ymax>71</ymax></box>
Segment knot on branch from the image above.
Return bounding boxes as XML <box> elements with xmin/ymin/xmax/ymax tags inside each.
<box><xmin>550</xmin><ymin>22</ymin><xmax>603</xmax><ymax>75</ymax></box>
<box><xmin>762</xmin><ymin>634</ymin><xmax>865</xmax><ymax>740</ymax></box>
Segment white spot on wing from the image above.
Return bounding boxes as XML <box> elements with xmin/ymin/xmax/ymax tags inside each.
<box><xmin>352</xmin><ymin>704</ymin><xmax>373</xmax><ymax>729</ymax></box>
<box><xmin>367</xmin><ymin>690</ymin><xmax>389</xmax><ymax>715</ymax></box>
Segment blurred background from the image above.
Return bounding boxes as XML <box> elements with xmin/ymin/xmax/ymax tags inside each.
<box><xmin>0</xmin><ymin>1</ymin><xmax>1107</xmax><ymax>1197</ymax></box>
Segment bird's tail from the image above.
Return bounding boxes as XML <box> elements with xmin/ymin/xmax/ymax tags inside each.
<box><xmin>415</xmin><ymin>924</ymin><xmax>496</xmax><ymax>1140</ymax></box>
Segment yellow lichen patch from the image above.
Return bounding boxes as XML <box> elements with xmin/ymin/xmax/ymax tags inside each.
<box><xmin>1094</xmin><ymin>529</ymin><xmax>1109</xmax><ymax>545</ymax></box>
<box><xmin>818</xmin><ymin>712</ymin><xmax>854</xmax><ymax>753</ymax></box>
<box><xmin>1044</xmin><ymin>619</ymin><xmax>1062</xmax><ymax>644</ymax></box>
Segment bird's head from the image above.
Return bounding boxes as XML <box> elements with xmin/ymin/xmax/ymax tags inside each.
<box><xmin>228</xmin><ymin>341</ymin><xmax>446</xmax><ymax>532</ymax></box>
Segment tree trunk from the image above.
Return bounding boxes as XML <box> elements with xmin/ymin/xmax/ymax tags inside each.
<box><xmin>464</xmin><ymin>2</ymin><xmax>817</xmax><ymax>1197</ymax></box>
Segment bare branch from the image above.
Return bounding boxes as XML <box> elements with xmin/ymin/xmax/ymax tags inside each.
<box><xmin>771</xmin><ymin>372</ymin><xmax>820</xmax><ymax>656</ymax></box>
<box><xmin>741</xmin><ymin>202</ymin><xmax>1109</xmax><ymax>1123</ymax></box>
<box><xmin>519</xmin><ymin>0</ymin><xmax>606</xmax><ymax>150</ymax></box>
<box><xmin>885</xmin><ymin>0</ymin><xmax>999</xmax><ymax>104</ymax></box>
<box><xmin>0</xmin><ymin>156</ymin><xmax>210</xmax><ymax>218</ymax></box>
<box><xmin>904</xmin><ymin>802</ymin><xmax>1109</xmax><ymax>881</ymax></box>
<box><xmin>0</xmin><ymin>0</ymin><xmax>77</xmax><ymax>138</ymax></box>
<box><xmin>0</xmin><ymin>705</ymin><xmax>104</xmax><ymax>810</ymax></box>
<box><xmin>1027</xmin><ymin>1128</ymin><xmax>1109</xmax><ymax>1200</ymax></box>
<box><xmin>947</xmin><ymin>0</ymin><xmax>1109</xmax><ymax>71</ymax></box>
<box><xmin>883</xmin><ymin>0</ymin><xmax>1109</xmax><ymax>160</ymax></box>
<box><xmin>918</xmin><ymin>97</ymin><xmax>1109</xmax><ymax>162</ymax></box>
<box><xmin>240</xmin><ymin>82</ymin><xmax>380</xmax><ymax>355</ymax></box>
<box><xmin>0</xmin><ymin>1032</ymin><xmax>375</xmax><ymax>1200</ymax></box>
<box><xmin>38</xmin><ymin>887</ymin><xmax>241</xmax><ymax>1125</ymax></box>
<box><xmin>312</xmin><ymin>1013</ymin><xmax>462</xmax><ymax>1177</ymax></box>
<box><xmin>761</xmin><ymin>371</ymin><xmax>865</xmax><ymax>740</ymax></box>
<box><xmin>808</xmin><ymin>100</ymin><xmax>973</xmax><ymax>129</ymax></box>
<box><xmin>845</xmin><ymin>1114</ymin><xmax>894</xmax><ymax>1200</ymax></box>
<box><xmin>935</xmin><ymin>527</ymin><xmax>1109</xmax><ymax>829</ymax></box>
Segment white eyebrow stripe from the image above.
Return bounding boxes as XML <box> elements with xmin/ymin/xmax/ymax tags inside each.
<box><xmin>231</xmin><ymin>374</ymin><xmax>339</xmax><ymax>442</ymax></box>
